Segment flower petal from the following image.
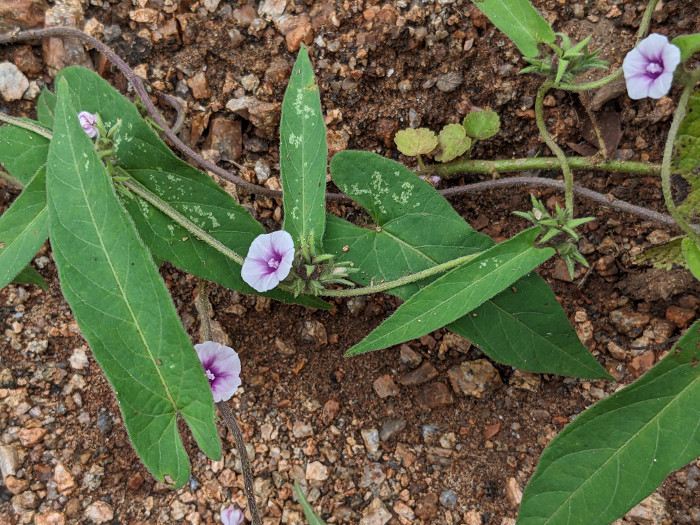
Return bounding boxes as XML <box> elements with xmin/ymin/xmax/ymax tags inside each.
<box><xmin>195</xmin><ymin>341</ymin><xmax>241</xmax><ymax>402</ymax></box>
<box><xmin>241</xmin><ymin>231</ymin><xmax>295</xmax><ymax>292</ymax></box>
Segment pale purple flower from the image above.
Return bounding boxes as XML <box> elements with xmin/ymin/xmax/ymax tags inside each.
<box><xmin>221</xmin><ymin>505</ymin><xmax>245</xmax><ymax>525</ymax></box>
<box><xmin>78</xmin><ymin>111</ymin><xmax>99</xmax><ymax>138</ymax></box>
<box><xmin>622</xmin><ymin>34</ymin><xmax>681</xmax><ymax>100</ymax></box>
<box><xmin>195</xmin><ymin>341</ymin><xmax>241</xmax><ymax>403</ymax></box>
<box><xmin>241</xmin><ymin>230</ymin><xmax>295</xmax><ymax>292</ymax></box>
<box><xmin>418</xmin><ymin>175</ymin><xmax>441</xmax><ymax>186</ymax></box>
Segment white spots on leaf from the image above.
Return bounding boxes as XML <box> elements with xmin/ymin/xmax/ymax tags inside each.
<box><xmin>292</xmin><ymin>88</ymin><xmax>315</xmax><ymax>120</ymax></box>
<box><xmin>391</xmin><ymin>180</ymin><xmax>413</xmax><ymax>205</ymax></box>
<box><xmin>288</xmin><ymin>132</ymin><xmax>303</xmax><ymax>148</ymax></box>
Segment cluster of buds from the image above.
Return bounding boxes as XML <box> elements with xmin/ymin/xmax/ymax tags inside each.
<box><xmin>521</xmin><ymin>33</ymin><xmax>607</xmax><ymax>84</ymax></box>
<box><xmin>514</xmin><ymin>194</ymin><xmax>593</xmax><ymax>278</ymax></box>
<box><xmin>286</xmin><ymin>232</ymin><xmax>358</xmax><ymax>296</ymax></box>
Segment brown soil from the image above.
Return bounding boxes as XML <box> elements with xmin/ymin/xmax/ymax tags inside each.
<box><xmin>1</xmin><ymin>0</ymin><xmax>700</xmax><ymax>524</ymax></box>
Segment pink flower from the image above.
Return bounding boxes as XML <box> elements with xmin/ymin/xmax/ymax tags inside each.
<box><xmin>241</xmin><ymin>231</ymin><xmax>295</xmax><ymax>292</ymax></box>
<box><xmin>195</xmin><ymin>341</ymin><xmax>241</xmax><ymax>403</ymax></box>
<box><xmin>418</xmin><ymin>175</ymin><xmax>441</xmax><ymax>186</ymax></box>
<box><xmin>221</xmin><ymin>504</ymin><xmax>245</xmax><ymax>525</ymax></box>
<box><xmin>622</xmin><ymin>34</ymin><xmax>680</xmax><ymax>100</ymax></box>
<box><xmin>78</xmin><ymin>111</ymin><xmax>99</xmax><ymax>138</ymax></box>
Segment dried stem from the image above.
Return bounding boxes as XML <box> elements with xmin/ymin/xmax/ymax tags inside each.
<box><xmin>216</xmin><ymin>401</ymin><xmax>262</xmax><ymax>525</ymax></box>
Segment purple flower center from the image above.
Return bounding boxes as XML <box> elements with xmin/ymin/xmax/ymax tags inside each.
<box><xmin>205</xmin><ymin>369</ymin><xmax>215</xmax><ymax>382</ymax></box>
<box><xmin>267</xmin><ymin>256</ymin><xmax>281</xmax><ymax>269</ymax></box>
<box><xmin>645</xmin><ymin>61</ymin><xmax>663</xmax><ymax>77</ymax></box>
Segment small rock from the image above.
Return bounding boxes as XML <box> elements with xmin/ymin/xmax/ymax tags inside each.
<box><xmin>509</xmin><ymin>370</ymin><xmax>540</xmax><ymax>392</ymax></box>
<box><xmin>0</xmin><ymin>62</ymin><xmax>29</xmax><ymax>101</ymax></box>
<box><xmin>233</xmin><ymin>5</ymin><xmax>256</xmax><ymax>27</ymax></box>
<box><xmin>397</xmin><ymin>361</ymin><xmax>437</xmax><ymax>386</ymax></box>
<box><xmin>415</xmin><ymin>493</ymin><xmax>439</xmax><ymax>520</ymax></box>
<box><xmin>373</xmin><ymin>374</ymin><xmax>399</xmax><ymax>398</ymax></box>
<box><xmin>0</xmin><ymin>0</ymin><xmax>48</xmax><ymax>32</ymax></box>
<box><xmin>448</xmin><ymin>359</ymin><xmax>503</xmax><ymax>397</ymax></box>
<box><xmin>647</xmin><ymin>230</ymin><xmax>670</xmax><ymax>245</ymax></box>
<box><xmin>360</xmin><ymin>497</ymin><xmax>392</xmax><ymax>525</ymax></box>
<box><xmin>607</xmin><ymin>341</ymin><xmax>628</xmax><ymax>361</ymax></box>
<box><xmin>399</xmin><ymin>344</ymin><xmax>422</xmax><ymax>368</ymax></box>
<box><xmin>5</xmin><ymin>475</ymin><xmax>29</xmax><ymax>494</ymax></box>
<box><xmin>360</xmin><ymin>463</ymin><xmax>386</xmax><ymax>487</ymax></box>
<box><xmin>12</xmin><ymin>491</ymin><xmax>38</xmax><ymax>512</ymax></box>
<box><xmin>34</xmin><ymin>510</ymin><xmax>66</xmax><ymax>525</ymax></box>
<box><xmin>440</xmin><ymin>488</ymin><xmax>458</xmax><ymax>508</ymax></box>
<box><xmin>322</xmin><ymin>399</ymin><xmax>339</xmax><ymax>424</ymax></box>
<box><xmin>43</xmin><ymin>0</ymin><xmax>93</xmax><ymax>76</ymax></box>
<box><xmin>264</xmin><ymin>57</ymin><xmax>291</xmax><ymax>85</ymax></box>
<box><xmin>506</xmin><ymin>477</ymin><xmax>523</xmax><ymax>507</ymax></box>
<box><xmin>258</xmin><ymin>0</ymin><xmax>287</xmax><ymax>20</ymax></box>
<box><xmin>274</xmin><ymin>337</ymin><xmax>295</xmax><ymax>356</ymax></box>
<box><xmin>665</xmin><ymin>306</ymin><xmax>696</xmax><ymax>329</ymax></box>
<box><xmin>188</xmin><ymin>71</ymin><xmax>211</xmax><ymax>100</ymax></box>
<box><xmin>126</xmin><ymin>472</ymin><xmax>144</xmax><ymax>491</ymax></box>
<box><xmin>292</xmin><ymin>421</ymin><xmax>313</xmax><ymax>438</ymax></box>
<box><xmin>361</xmin><ymin>428</ymin><xmax>380</xmax><ymax>454</ymax></box>
<box><xmin>379</xmin><ymin>418</ymin><xmax>406</xmax><ymax>442</ymax></box>
<box><xmin>436</xmin><ymin>71</ymin><xmax>462</xmax><ymax>92</ymax></box>
<box><xmin>610</xmin><ymin>309</ymin><xmax>651</xmax><ymax>338</ymax></box>
<box><xmin>465</xmin><ymin>509</ymin><xmax>483</xmax><ymax>525</ymax></box>
<box><xmin>624</xmin><ymin>492</ymin><xmax>667</xmax><ymax>524</ymax></box>
<box><xmin>346</xmin><ymin>296</ymin><xmax>366</xmax><ymax>316</ymax></box>
<box><xmin>202</xmin><ymin>118</ymin><xmax>242</xmax><ymax>163</ymax></box>
<box><xmin>54</xmin><ymin>462</ymin><xmax>76</xmax><ymax>495</ymax></box>
<box><xmin>301</xmin><ymin>320</ymin><xmax>328</xmax><ymax>347</ymax></box>
<box><xmin>96</xmin><ymin>412</ymin><xmax>112</xmax><ymax>435</ymax></box>
<box><xmin>416</xmin><ymin>382</ymin><xmax>454</xmax><ymax>410</ymax></box>
<box><xmin>12</xmin><ymin>45</ymin><xmax>44</xmax><ymax>76</ymax></box>
<box><xmin>84</xmin><ymin>501</ymin><xmax>114</xmax><ymax>524</ymax></box>
<box><xmin>0</xmin><ymin>445</ymin><xmax>20</xmax><ymax>479</ymax></box>
<box><xmin>484</xmin><ymin>423</ymin><xmax>501</xmax><ymax>440</ymax></box>
<box><xmin>305</xmin><ymin>461</ymin><xmax>329</xmax><ymax>481</ymax></box>
<box><xmin>129</xmin><ymin>8</ymin><xmax>159</xmax><ymax>24</ymax></box>
<box><xmin>629</xmin><ymin>350</ymin><xmax>655</xmax><ymax>377</ymax></box>
<box><xmin>393</xmin><ymin>500</ymin><xmax>415</xmax><ymax>520</ymax></box>
<box><xmin>69</xmin><ymin>347</ymin><xmax>88</xmax><ymax>369</ymax></box>
<box><xmin>19</xmin><ymin>426</ymin><xmax>46</xmax><ymax>447</ymax></box>
<box><xmin>438</xmin><ymin>333</ymin><xmax>472</xmax><ymax>355</ymax></box>
<box><xmin>286</xmin><ymin>22</ymin><xmax>313</xmax><ymax>52</ymax></box>
<box><xmin>551</xmin><ymin>258</ymin><xmax>574</xmax><ymax>282</ymax></box>
<box><xmin>594</xmin><ymin>255</ymin><xmax>618</xmax><ymax>277</ymax></box>
<box><xmin>375</xmin><ymin>118</ymin><xmax>399</xmax><ymax>148</ymax></box>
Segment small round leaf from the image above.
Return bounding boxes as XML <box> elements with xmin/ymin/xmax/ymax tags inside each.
<box><xmin>435</xmin><ymin>124</ymin><xmax>471</xmax><ymax>162</ymax></box>
<box><xmin>463</xmin><ymin>109</ymin><xmax>500</xmax><ymax>140</ymax></box>
<box><xmin>394</xmin><ymin>128</ymin><xmax>438</xmax><ymax>157</ymax></box>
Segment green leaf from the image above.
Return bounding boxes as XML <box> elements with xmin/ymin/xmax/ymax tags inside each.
<box><xmin>518</xmin><ymin>319</ymin><xmax>700</xmax><ymax>525</ymax></box>
<box><xmin>326</xmin><ymin>151</ymin><xmax>609</xmax><ymax>378</ymax></box>
<box><xmin>671</xmin><ymin>33</ymin><xmax>700</xmax><ymax>63</ymax></box>
<box><xmin>682</xmin><ymin>237</ymin><xmax>700</xmax><ymax>280</ymax></box>
<box><xmin>673</xmin><ymin>89</ymin><xmax>700</xmax><ymax>177</ymax></box>
<box><xmin>47</xmin><ymin>79</ymin><xmax>220</xmax><ymax>487</ymax></box>
<box><xmin>37</xmin><ymin>87</ymin><xmax>57</xmax><ymax>130</ymax></box>
<box><xmin>294</xmin><ymin>481</ymin><xmax>327</xmax><ymax>525</ymax></box>
<box><xmin>470</xmin><ymin>0</ymin><xmax>555</xmax><ymax>58</ymax></box>
<box><xmin>632</xmin><ymin>237</ymin><xmax>686</xmax><ymax>270</ymax></box>
<box><xmin>122</xmin><ymin>168</ymin><xmax>329</xmax><ymax>309</ymax></box>
<box><xmin>462</xmin><ymin>109</ymin><xmax>501</xmax><ymax>140</ymax></box>
<box><xmin>52</xmin><ymin>66</ymin><xmax>327</xmax><ymax>308</ymax></box>
<box><xmin>394</xmin><ymin>128</ymin><xmax>438</xmax><ymax>157</ymax></box>
<box><xmin>0</xmin><ymin>168</ymin><xmax>49</xmax><ymax>290</ymax></box>
<box><xmin>346</xmin><ymin>229</ymin><xmax>555</xmax><ymax>356</ymax></box>
<box><xmin>280</xmin><ymin>44</ymin><xmax>327</xmax><ymax>252</ymax></box>
<box><xmin>449</xmin><ymin>276</ymin><xmax>611</xmax><ymax>378</ymax></box>
<box><xmin>435</xmin><ymin>124</ymin><xmax>471</xmax><ymax>162</ymax></box>
<box><xmin>11</xmin><ymin>264</ymin><xmax>47</xmax><ymax>290</ymax></box>
<box><xmin>0</xmin><ymin>121</ymin><xmax>50</xmax><ymax>186</ymax></box>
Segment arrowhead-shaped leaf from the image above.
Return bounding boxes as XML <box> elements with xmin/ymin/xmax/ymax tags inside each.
<box><xmin>325</xmin><ymin>151</ymin><xmax>609</xmax><ymax>378</ymax></box>
<box><xmin>280</xmin><ymin>45</ymin><xmax>327</xmax><ymax>251</ymax></box>
<box><xmin>346</xmin><ymin>229</ymin><xmax>554</xmax><ymax>355</ymax></box>
<box><xmin>47</xmin><ymin>79</ymin><xmax>220</xmax><ymax>487</ymax></box>
<box><xmin>519</xmin><ymin>319</ymin><xmax>700</xmax><ymax>525</ymax></box>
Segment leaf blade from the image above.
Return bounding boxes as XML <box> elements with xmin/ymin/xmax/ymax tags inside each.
<box><xmin>518</xmin><ymin>320</ymin><xmax>700</xmax><ymax>525</ymax></box>
<box><xmin>47</xmin><ymin>79</ymin><xmax>220</xmax><ymax>487</ymax></box>
<box><xmin>280</xmin><ymin>45</ymin><xmax>327</xmax><ymax>250</ymax></box>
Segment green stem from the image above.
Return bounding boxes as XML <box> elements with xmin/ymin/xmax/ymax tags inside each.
<box><xmin>557</xmin><ymin>0</ymin><xmax>659</xmax><ymax>91</ymax></box>
<box><xmin>122</xmin><ymin>179</ymin><xmax>244</xmax><ymax>265</ymax></box>
<box><xmin>422</xmin><ymin>156</ymin><xmax>660</xmax><ymax>178</ymax></box>
<box><xmin>660</xmin><ymin>69</ymin><xmax>700</xmax><ymax>243</ymax></box>
<box><xmin>535</xmin><ymin>81</ymin><xmax>574</xmax><ymax>216</ymax></box>
<box><xmin>0</xmin><ymin>112</ymin><xmax>53</xmax><ymax>139</ymax></box>
<box><xmin>320</xmin><ymin>251</ymin><xmax>482</xmax><ymax>297</ymax></box>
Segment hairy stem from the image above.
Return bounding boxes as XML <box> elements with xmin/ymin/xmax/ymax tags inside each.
<box><xmin>217</xmin><ymin>401</ymin><xmax>262</xmax><ymax>525</ymax></box>
<box><xmin>660</xmin><ymin>69</ymin><xmax>700</xmax><ymax>242</ymax></box>
<box><xmin>197</xmin><ymin>280</ymin><xmax>212</xmax><ymax>342</ymax></box>
<box><xmin>535</xmin><ymin>81</ymin><xmax>574</xmax><ymax>216</ymax></box>
<box><xmin>0</xmin><ymin>112</ymin><xmax>53</xmax><ymax>139</ymax></box>
<box><xmin>320</xmin><ymin>251</ymin><xmax>482</xmax><ymax>297</ymax></box>
<box><xmin>122</xmin><ymin>179</ymin><xmax>244</xmax><ymax>265</ymax></box>
<box><xmin>422</xmin><ymin>156</ymin><xmax>660</xmax><ymax>178</ymax></box>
